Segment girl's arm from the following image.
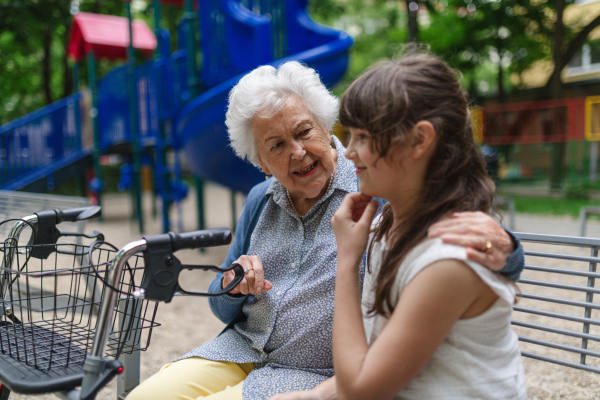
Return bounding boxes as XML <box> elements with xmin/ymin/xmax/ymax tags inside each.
<box><xmin>333</xmin><ymin>257</ymin><xmax>496</xmax><ymax>400</ymax></box>
<box><xmin>330</xmin><ymin>193</ymin><xmax>496</xmax><ymax>399</ymax></box>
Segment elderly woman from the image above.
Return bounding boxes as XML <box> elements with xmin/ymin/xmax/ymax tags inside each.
<box><xmin>126</xmin><ymin>61</ymin><xmax>523</xmax><ymax>400</ymax></box>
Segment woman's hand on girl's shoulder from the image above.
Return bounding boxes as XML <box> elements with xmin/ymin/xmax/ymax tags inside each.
<box><xmin>427</xmin><ymin>211</ymin><xmax>514</xmax><ymax>272</ymax></box>
<box><xmin>331</xmin><ymin>193</ymin><xmax>378</xmax><ymax>267</ymax></box>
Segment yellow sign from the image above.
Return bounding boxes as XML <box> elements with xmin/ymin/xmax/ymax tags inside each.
<box><xmin>585</xmin><ymin>96</ymin><xmax>600</xmax><ymax>141</ymax></box>
<box><xmin>470</xmin><ymin>107</ymin><xmax>484</xmax><ymax>145</ymax></box>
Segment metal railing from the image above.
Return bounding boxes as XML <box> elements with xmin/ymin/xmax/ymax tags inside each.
<box><xmin>513</xmin><ymin>232</ymin><xmax>600</xmax><ymax>373</ymax></box>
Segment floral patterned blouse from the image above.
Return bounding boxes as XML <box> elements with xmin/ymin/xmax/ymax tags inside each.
<box><xmin>181</xmin><ymin>136</ymin><xmax>362</xmax><ymax>399</ymax></box>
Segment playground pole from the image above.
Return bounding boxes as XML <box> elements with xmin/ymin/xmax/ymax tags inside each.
<box><xmin>183</xmin><ymin>0</ymin><xmax>206</xmax><ymax>231</ymax></box>
<box><xmin>125</xmin><ymin>0</ymin><xmax>145</xmax><ymax>234</ymax></box>
<box><xmin>184</xmin><ymin>0</ymin><xmax>198</xmax><ymax>96</ymax></box>
<box><xmin>71</xmin><ymin>60</ymin><xmax>86</xmax><ymax>198</ymax></box>
<box><xmin>87</xmin><ymin>52</ymin><xmax>103</xmax><ymax>213</ymax></box>
<box><xmin>153</xmin><ymin>0</ymin><xmax>161</xmax><ymax>34</ymax></box>
<box><xmin>152</xmin><ymin>0</ymin><xmax>173</xmax><ymax>233</ymax></box>
<box><xmin>72</xmin><ymin>61</ymin><xmax>80</xmax><ymax>93</ymax></box>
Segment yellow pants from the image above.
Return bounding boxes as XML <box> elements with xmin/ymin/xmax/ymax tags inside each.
<box><xmin>126</xmin><ymin>357</ymin><xmax>255</xmax><ymax>400</ymax></box>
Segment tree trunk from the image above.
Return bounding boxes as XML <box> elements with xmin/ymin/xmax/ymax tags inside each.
<box><xmin>550</xmin><ymin>1</ymin><xmax>564</xmax><ymax>99</ymax></box>
<box><xmin>497</xmin><ymin>49</ymin><xmax>505</xmax><ymax>101</ymax></box>
<box><xmin>495</xmin><ymin>1</ymin><xmax>505</xmax><ymax>101</ymax></box>
<box><xmin>406</xmin><ymin>1</ymin><xmax>419</xmax><ymax>43</ymax></box>
<box><xmin>550</xmin><ymin>0</ymin><xmax>565</xmax><ymax>190</ymax></box>
<box><xmin>542</xmin><ymin>13</ymin><xmax>600</xmax><ymax>96</ymax></box>
<box><xmin>62</xmin><ymin>22</ymin><xmax>73</xmax><ymax>98</ymax></box>
<box><xmin>42</xmin><ymin>28</ymin><xmax>53</xmax><ymax>104</ymax></box>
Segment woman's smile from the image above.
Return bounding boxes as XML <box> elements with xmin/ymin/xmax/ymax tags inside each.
<box><xmin>293</xmin><ymin>161</ymin><xmax>319</xmax><ymax>176</ymax></box>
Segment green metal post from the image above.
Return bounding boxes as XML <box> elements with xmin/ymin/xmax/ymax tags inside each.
<box><xmin>550</xmin><ymin>142</ymin><xmax>566</xmax><ymax>191</ymax></box>
<box><xmin>72</xmin><ymin>60</ymin><xmax>80</xmax><ymax>93</ymax></box>
<box><xmin>153</xmin><ymin>0</ymin><xmax>161</xmax><ymax>32</ymax></box>
<box><xmin>153</xmin><ymin>0</ymin><xmax>172</xmax><ymax>233</ymax></box>
<box><xmin>72</xmin><ymin>60</ymin><xmax>86</xmax><ymax>198</ymax></box>
<box><xmin>183</xmin><ymin>0</ymin><xmax>205</xmax><ymax>231</ymax></box>
<box><xmin>87</xmin><ymin>52</ymin><xmax>102</xmax><ymax>214</ymax></box>
<box><xmin>125</xmin><ymin>0</ymin><xmax>144</xmax><ymax>233</ymax></box>
<box><xmin>184</xmin><ymin>0</ymin><xmax>198</xmax><ymax>98</ymax></box>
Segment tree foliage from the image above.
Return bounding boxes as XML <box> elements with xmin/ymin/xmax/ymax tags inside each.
<box><xmin>309</xmin><ymin>0</ymin><xmax>599</xmax><ymax>102</ymax></box>
<box><xmin>2</xmin><ymin>0</ymin><xmax>600</xmax><ymax>126</ymax></box>
<box><xmin>0</xmin><ymin>0</ymin><xmax>174</xmax><ymax>125</ymax></box>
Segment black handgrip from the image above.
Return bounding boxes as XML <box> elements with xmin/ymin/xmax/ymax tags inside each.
<box><xmin>51</xmin><ymin>206</ymin><xmax>102</xmax><ymax>223</ymax></box>
<box><xmin>169</xmin><ymin>227</ymin><xmax>232</xmax><ymax>251</ymax></box>
<box><xmin>221</xmin><ymin>263</ymin><xmax>245</xmax><ymax>294</ymax></box>
<box><xmin>28</xmin><ymin>206</ymin><xmax>103</xmax><ymax>259</ymax></box>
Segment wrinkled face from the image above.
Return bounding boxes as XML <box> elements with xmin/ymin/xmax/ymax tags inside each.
<box><xmin>253</xmin><ymin>96</ymin><xmax>335</xmax><ymax>200</ymax></box>
<box><xmin>345</xmin><ymin>127</ymin><xmax>409</xmax><ymax>200</ymax></box>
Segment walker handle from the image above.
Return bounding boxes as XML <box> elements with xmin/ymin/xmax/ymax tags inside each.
<box><xmin>169</xmin><ymin>228</ymin><xmax>232</xmax><ymax>251</ymax></box>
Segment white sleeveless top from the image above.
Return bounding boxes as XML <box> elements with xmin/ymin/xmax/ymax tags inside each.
<box><xmin>362</xmin><ymin>237</ymin><xmax>527</xmax><ymax>400</ymax></box>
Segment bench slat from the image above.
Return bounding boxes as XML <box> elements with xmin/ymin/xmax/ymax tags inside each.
<box><xmin>517</xmin><ymin>293</ymin><xmax>600</xmax><ymax>311</ymax></box>
<box><xmin>524</xmin><ymin>264</ymin><xmax>600</xmax><ymax>279</ymax></box>
<box><xmin>520</xmin><ymin>351</ymin><xmax>600</xmax><ymax>374</ymax></box>
<box><xmin>513</xmin><ymin>306</ymin><xmax>600</xmax><ymax>326</ymax></box>
<box><xmin>512</xmin><ymin>320</ymin><xmax>600</xmax><ymax>342</ymax></box>
<box><xmin>519</xmin><ymin>336</ymin><xmax>600</xmax><ymax>358</ymax></box>
<box><xmin>524</xmin><ymin>250</ymin><xmax>600</xmax><ymax>265</ymax></box>
<box><xmin>519</xmin><ymin>278</ymin><xmax>600</xmax><ymax>295</ymax></box>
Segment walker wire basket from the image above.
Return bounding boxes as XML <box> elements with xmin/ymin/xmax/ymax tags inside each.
<box><xmin>0</xmin><ymin>219</ymin><xmax>159</xmax><ymax>394</ymax></box>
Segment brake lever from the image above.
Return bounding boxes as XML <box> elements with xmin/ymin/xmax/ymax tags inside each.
<box><xmin>58</xmin><ymin>230</ymin><xmax>104</xmax><ymax>241</ymax></box>
<box><xmin>178</xmin><ymin>263</ymin><xmax>245</xmax><ymax>297</ymax></box>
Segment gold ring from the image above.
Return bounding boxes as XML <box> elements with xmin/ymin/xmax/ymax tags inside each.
<box><xmin>481</xmin><ymin>240</ymin><xmax>493</xmax><ymax>253</ymax></box>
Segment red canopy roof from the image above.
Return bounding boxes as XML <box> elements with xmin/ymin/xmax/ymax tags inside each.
<box><xmin>68</xmin><ymin>12</ymin><xmax>157</xmax><ymax>61</ymax></box>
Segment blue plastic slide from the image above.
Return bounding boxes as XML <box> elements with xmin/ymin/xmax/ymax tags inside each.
<box><xmin>174</xmin><ymin>0</ymin><xmax>353</xmax><ymax>194</ymax></box>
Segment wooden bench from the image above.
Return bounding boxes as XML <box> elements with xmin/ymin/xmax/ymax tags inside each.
<box><xmin>513</xmin><ymin>232</ymin><xmax>600</xmax><ymax>394</ymax></box>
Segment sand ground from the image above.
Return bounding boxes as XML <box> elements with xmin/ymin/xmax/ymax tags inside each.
<box><xmin>6</xmin><ymin>183</ymin><xmax>600</xmax><ymax>399</ymax></box>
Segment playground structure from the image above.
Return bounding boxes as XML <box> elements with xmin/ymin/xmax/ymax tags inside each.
<box><xmin>0</xmin><ymin>0</ymin><xmax>353</xmax><ymax>233</ymax></box>
<box><xmin>3</xmin><ymin>0</ymin><xmax>600</xmax><ymax>235</ymax></box>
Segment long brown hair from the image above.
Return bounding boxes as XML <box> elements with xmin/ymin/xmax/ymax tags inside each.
<box><xmin>339</xmin><ymin>52</ymin><xmax>496</xmax><ymax>317</ymax></box>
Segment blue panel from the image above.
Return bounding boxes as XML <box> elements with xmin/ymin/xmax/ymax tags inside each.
<box><xmin>98</xmin><ymin>65</ymin><xmax>130</xmax><ymax>151</ymax></box>
<box><xmin>200</xmin><ymin>0</ymin><xmax>273</xmax><ymax>88</ymax></box>
<box><xmin>98</xmin><ymin>60</ymin><xmax>162</xmax><ymax>151</ymax></box>
<box><xmin>0</xmin><ymin>91</ymin><xmax>90</xmax><ymax>189</ymax></box>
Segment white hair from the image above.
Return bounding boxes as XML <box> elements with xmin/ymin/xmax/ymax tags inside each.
<box><xmin>225</xmin><ymin>61</ymin><xmax>339</xmax><ymax>168</ymax></box>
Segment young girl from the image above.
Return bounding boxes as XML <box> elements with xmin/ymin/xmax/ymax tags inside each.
<box><xmin>272</xmin><ymin>53</ymin><xmax>526</xmax><ymax>400</ymax></box>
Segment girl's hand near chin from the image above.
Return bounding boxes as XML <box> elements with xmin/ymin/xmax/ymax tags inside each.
<box><xmin>331</xmin><ymin>193</ymin><xmax>378</xmax><ymax>268</ymax></box>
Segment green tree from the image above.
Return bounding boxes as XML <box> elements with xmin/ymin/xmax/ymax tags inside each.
<box><xmin>309</xmin><ymin>0</ymin><xmax>407</xmax><ymax>94</ymax></box>
<box><xmin>0</xmin><ymin>0</ymin><xmax>165</xmax><ymax>125</ymax></box>
<box><xmin>0</xmin><ymin>0</ymin><xmax>72</xmax><ymax>123</ymax></box>
<box><xmin>418</xmin><ymin>1</ymin><xmax>567</xmax><ymax>100</ymax></box>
